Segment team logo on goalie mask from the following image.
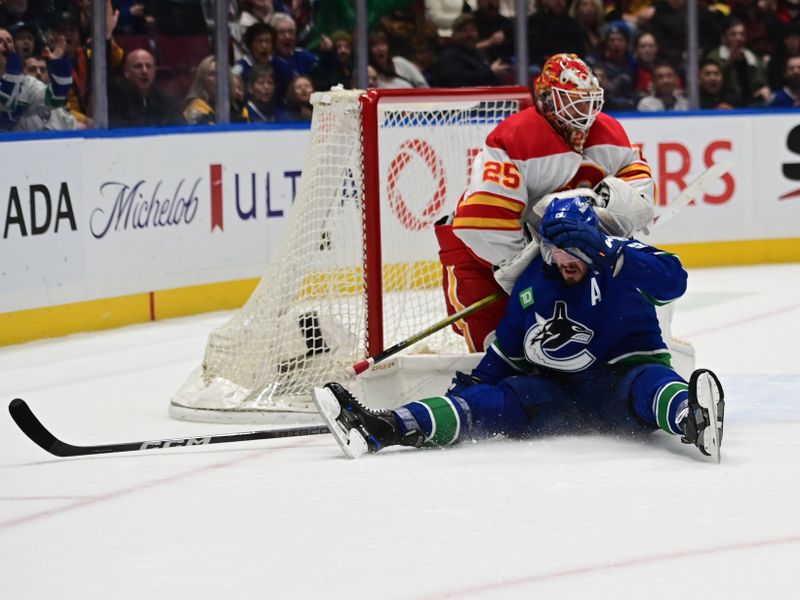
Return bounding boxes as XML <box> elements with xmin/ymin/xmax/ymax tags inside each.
<box><xmin>523</xmin><ymin>301</ymin><xmax>596</xmax><ymax>371</ymax></box>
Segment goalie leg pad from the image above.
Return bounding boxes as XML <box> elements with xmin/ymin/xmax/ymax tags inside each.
<box><xmin>435</xmin><ymin>221</ymin><xmax>507</xmax><ymax>352</ymax></box>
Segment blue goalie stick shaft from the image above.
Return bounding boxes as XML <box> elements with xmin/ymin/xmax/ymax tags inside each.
<box><xmin>8</xmin><ymin>398</ymin><xmax>329</xmax><ymax>457</ymax></box>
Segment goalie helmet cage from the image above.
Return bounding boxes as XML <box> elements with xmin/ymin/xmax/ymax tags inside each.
<box><xmin>171</xmin><ymin>86</ymin><xmax>533</xmax><ymax>424</ymax></box>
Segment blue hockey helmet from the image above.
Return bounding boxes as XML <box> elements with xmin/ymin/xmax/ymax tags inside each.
<box><xmin>539</xmin><ymin>194</ymin><xmax>599</xmax><ymax>265</ymax></box>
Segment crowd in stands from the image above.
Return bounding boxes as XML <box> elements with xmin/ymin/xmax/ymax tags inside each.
<box><xmin>2</xmin><ymin>0</ymin><xmax>800</xmax><ymax>133</ymax></box>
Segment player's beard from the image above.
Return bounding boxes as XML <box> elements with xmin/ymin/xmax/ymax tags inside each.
<box><xmin>559</xmin><ymin>261</ymin><xmax>588</xmax><ymax>285</ymax></box>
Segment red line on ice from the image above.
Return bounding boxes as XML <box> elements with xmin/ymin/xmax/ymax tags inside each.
<box><xmin>0</xmin><ymin>437</ymin><xmax>320</xmax><ymax>531</ymax></box>
<box><xmin>685</xmin><ymin>301</ymin><xmax>800</xmax><ymax>338</ymax></box>
<box><xmin>417</xmin><ymin>533</ymin><xmax>800</xmax><ymax>599</ymax></box>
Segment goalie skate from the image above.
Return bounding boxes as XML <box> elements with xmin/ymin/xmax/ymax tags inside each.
<box><xmin>680</xmin><ymin>369</ymin><xmax>725</xmax><ymax>463</ymax></box>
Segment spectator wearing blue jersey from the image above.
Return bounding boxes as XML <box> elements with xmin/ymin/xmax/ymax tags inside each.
<box><xmin>16</xmin><ymin>55</ymin><xmax>79</xmax><ymax>130</ymax></box>
<box><xmin>244</xmin><ymin>64</ymin><xmax>288</xmax><ymax>122</ymax></box>
<box><xmin>1</xmin><ymin>27</ymin><xmax>74</xmax><ymax>132</ymax></box>
<box><xmin>232</xmin><ymin>21</ymin><xmax>274</xmax><ymax>86</ymax></box>
<box><xmin>269</xmin><ymin>12</ymin><xmax>317</xmax><ymax>106</ymax></box>
<box><xmin>313</xmin><ymin>193</ymin><xmax>726</xmax><ymax>463</ymax></box>
<box><xmin>769</xmin><ymin>55</ymin><xmax>800</xmax><ymax>108</ymax></box>
<box><xmin>767</xmin><ymin>22</ymin><xmax>800</xmax><ymax>92</ymax></box>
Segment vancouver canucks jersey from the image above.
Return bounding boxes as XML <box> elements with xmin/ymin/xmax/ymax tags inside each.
<box><xmin>0</xmin><ymin>54</ymin><xmax>72</xmax><ymax>132</ymax></box>
<box><xmin>474</xmin><ymin>241</ymin><xmax>687</xmax><ymax>384</ymax></box>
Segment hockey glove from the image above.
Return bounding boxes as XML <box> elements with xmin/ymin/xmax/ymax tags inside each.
<box><xmin>448</xmin><ymin>371</ymin><xmax>481</xmax><ymax>396</ymax></box>
<box><xmin>542</xmin><ymin>218</ymin><xmax>625</xmax><ymax>271</ymax></box>
<box><xmin>592</xmin><ymin>176</ymin><xmax>654</xmax><ymax>236</ymax></box>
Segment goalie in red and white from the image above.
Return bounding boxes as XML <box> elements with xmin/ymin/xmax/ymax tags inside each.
<box><xmin>436</xmin><ymin>52</ymin><xmax>656</xmax><ymax>352</ymax></box>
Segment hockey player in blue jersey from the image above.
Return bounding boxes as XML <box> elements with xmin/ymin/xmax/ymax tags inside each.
<box><xmin>313</xmin><ymin>194</ymin><xmax>725</xmax><ymax>462</ymax></box>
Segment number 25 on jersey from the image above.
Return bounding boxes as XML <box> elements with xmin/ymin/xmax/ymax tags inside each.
<box><xmin>482</xmin><ymin>161</ymin><xmax>521</xmax><ymax>189</ymax></box>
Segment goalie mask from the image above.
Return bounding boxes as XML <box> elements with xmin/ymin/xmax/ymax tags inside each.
<box><xmin>539</xmin><ymin>195</ymin><xmax>599</xmax><ymax>267</ymax></box>
<box><xmin>534</xmin><ymin>53</ymin><xmax>604</xmax><ymax>153</ymax></box>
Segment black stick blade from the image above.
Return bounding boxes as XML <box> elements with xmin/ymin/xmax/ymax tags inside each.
<box><xmin>9</xmin><ymin>398</ymin><xmax>74</xmax><ymax>456</ymax></box>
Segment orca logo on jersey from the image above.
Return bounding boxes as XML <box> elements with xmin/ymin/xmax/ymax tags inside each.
<box><xmin>523</xmin><ymin>301</ymin><xmax>596</xmax><ymax>371</ymax></box>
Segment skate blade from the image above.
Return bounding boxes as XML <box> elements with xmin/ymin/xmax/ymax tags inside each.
<box><xmin>696</xmin><ymin>371</ymin><xmax>723</xmax><ymax>464</ymax></box>
<box><xmin>311</xmin><ymin>387</ymin><xmax>369</xmax><ymax>459</ymax></box>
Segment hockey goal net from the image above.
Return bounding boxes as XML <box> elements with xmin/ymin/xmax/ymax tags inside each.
<box><xmin>171</xmin><ymin>86</ymin><xmax>533</xmax><ymax>423</ymax></box>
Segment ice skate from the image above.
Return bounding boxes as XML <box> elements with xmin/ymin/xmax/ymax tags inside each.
<box><xmin>680</xmin><ymin>369</ymin><xmax>725</xmax><ymax>463</ymax></box>
<box><xmin>312</xmin><ymin>382</ymin><xmax>422</xmax><ymax>458</ymax></box>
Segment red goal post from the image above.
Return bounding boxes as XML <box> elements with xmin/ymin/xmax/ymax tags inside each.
<box><xmin>359</xmin><ymin>87</ymin><xmax>533</xmax><ymax>357</ymax></box>
<box><xmin>170</xmin><ymin>86</ymin><xmax>534</xmax><ymax>424</ymax></box>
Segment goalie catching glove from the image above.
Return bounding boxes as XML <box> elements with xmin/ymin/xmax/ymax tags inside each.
<box><xmin>592</xmin><ymin>176</ymin><xmax>654</xmax><ymax>237</ymax></box>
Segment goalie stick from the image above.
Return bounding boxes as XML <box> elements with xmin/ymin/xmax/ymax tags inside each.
<box><xmin>652</xmin><ymin>160</ymin><xmax>734</xmax><ymax>227</ymax></box>
<box><xmin>346</xmin><ymin>291</ymin><xmax>504</xmax><ymax>376</ymax></box>
<box><xmin>8</xmin><ymin>398</ymin><xmax>329</xmax><ymax>457</ymax></box>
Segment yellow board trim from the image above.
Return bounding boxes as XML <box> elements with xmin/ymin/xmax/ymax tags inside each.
<box><xmin>0</xmin><ymin>279</ymin><xmax>260</xmax><ymax>346</ymax></box>
<box><xmin>154</xmin><ymin>278</ymin><xmax>260</xmax><ymax>320</ymax></box>
<box><xmin>1</xmin><ymin>238</ymin><xmax>799</xmax><ymax>346</ymax></box>
<box><xmin>658</xmin><ymin>238</ymin><xmax>800</xmax><ymax>268</ymax></box>
<box><xmin>0</xmin><ymin>293</ymin><xmax>152</xmax><ymax>346</ymax></box>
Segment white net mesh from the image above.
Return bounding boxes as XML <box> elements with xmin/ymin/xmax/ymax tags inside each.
<box><xmin>170</xmin><ymin>88</ymin><xmax>529</xmax><ymax>423</ymax></box>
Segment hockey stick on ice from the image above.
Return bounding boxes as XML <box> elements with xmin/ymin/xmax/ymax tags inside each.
<box><xmin>8</xmin><ymin>398</ymin><xmax>329</xmax><ymax>457</ymax></box>
<box><xmin>346</xmin><ymin>291</ymin><xmax>504</xmax><ymax>376</ymax></box>
<box><xmin>652</xmin><ymin>160</ymin><xmax>734</xmax><ymax>228</ymax></box>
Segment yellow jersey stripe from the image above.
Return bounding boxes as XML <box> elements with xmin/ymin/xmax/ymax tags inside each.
<box><xmin>461</xmin><ymin>193</ymin><xmax>525</xmax><ymax>215</ymax></box>
<box><xmin>452</xmin><ymin>217</ymin><xmax>522</xmax><ymax>230</ymax></box>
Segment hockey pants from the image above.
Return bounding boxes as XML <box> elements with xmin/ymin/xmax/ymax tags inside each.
<box><xmin>394</xmin><ymin>364</ymin><xmax>689</xmax><ymax>447</ymax></box>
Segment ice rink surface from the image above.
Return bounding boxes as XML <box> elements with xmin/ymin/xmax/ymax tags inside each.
<box><xmin>1</xmin><ymin>263</ymin><xmax>799</xmax><ymax>599</ymax></box>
